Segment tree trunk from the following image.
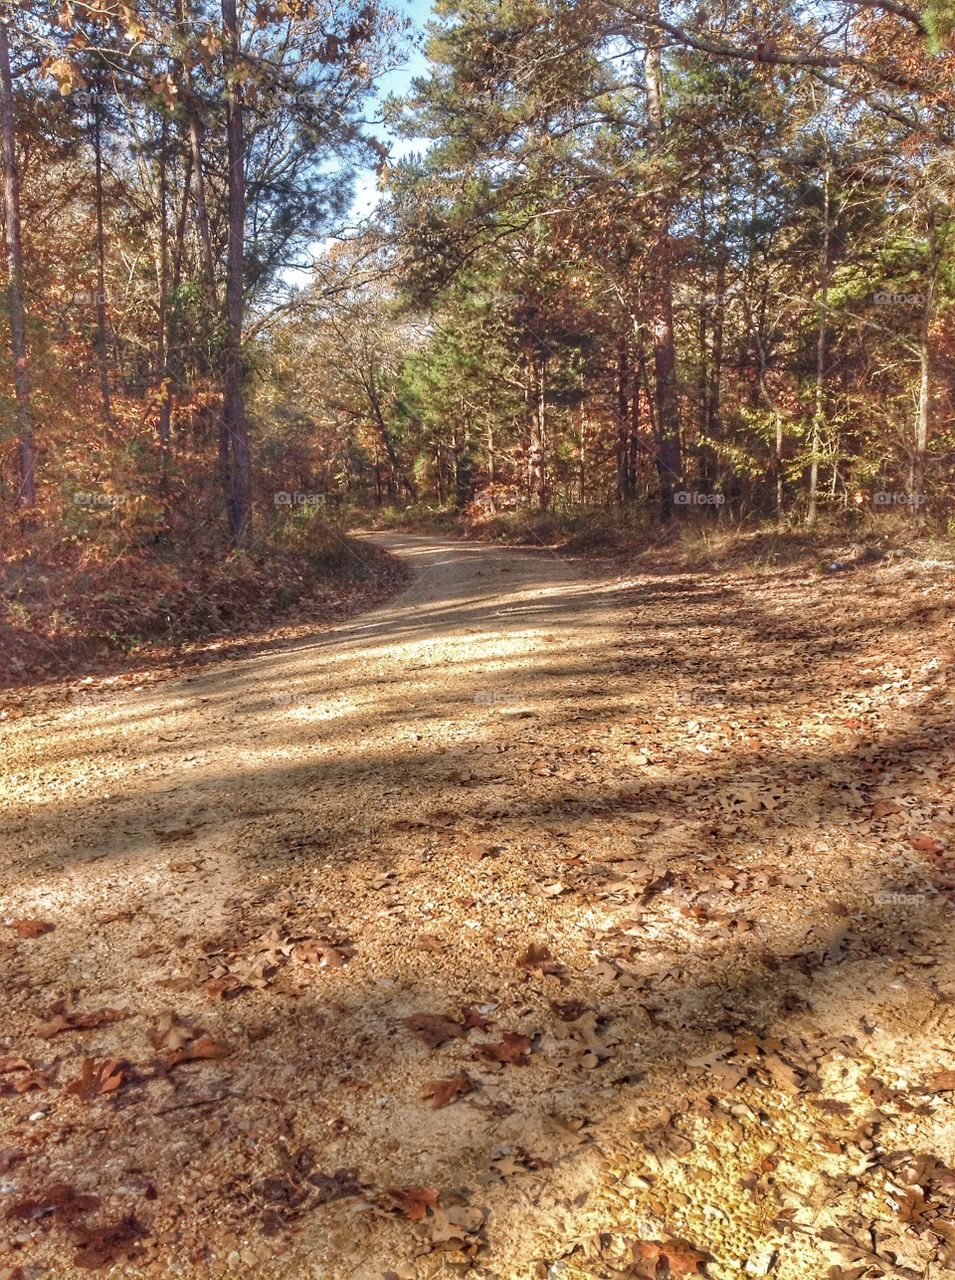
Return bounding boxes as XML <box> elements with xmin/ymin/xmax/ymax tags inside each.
<box><xmin>366</xmin><ymin>365</ymin><xmax>415</xmax><ymax>500</ymax></box>
<box><xmin>221</xmin><ymin>0</ymin><xmax>252</xmax><ymax>547</ymax></box>
<box><xmin>644</xmin><ymin>23</ymin><xmax>681</xmax><ymax>515</ymax></box>
<box><xmin>188</xmin><ymin>111</ymin><xmax>217</xmax><ymax>298</ymax></box>
<box><xmin>0</xmin><ymin>16</ymin><xmax>35</xmax><ymax>514</ymax></box>
<box><xmin>92</xmin><ymin>88</ymin><xmax>111</xmax><ymax>424</ymax></box>
<box><xmin>157</xmin><ymin>115</ymin><xmax>170</xmax><ymax>491</ymax></box>
<box><xmin>156</xmin><ymin>150</ymin><xmax>193</xmax><ymax>480</ymax></box>
<box><xmin>807</xmin><ymin>143</ymin><xmax>831</xmax><ymax>526</ymax></box>
<box><xmin>527</xmin><ymin>358</ymin><xmax>547</xmax><ymax>509</ymax></box>
<box><xmin>912</xmin><ymin>228</ymin><xmax>939</xmax><ymax>529</ymax></box>
<box><xmin>616</xmin><ymin>340</ymin><xmax>633</xmax><ymax>502</ymax></box>
<box><xmin>704</xmin><ymin>164</ymin><xmax>729</xmax><ymax>486</ymax></box>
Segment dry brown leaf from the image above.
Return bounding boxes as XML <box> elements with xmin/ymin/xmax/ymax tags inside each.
<box><xmin>166</xmin><ymin>1033</ymin><xmax>230</xmax><ymax>1068</ymax></box>
<box><xmin>923</xmin><ymin>1070</ymin><xmax>955</xmax><ymax>1093</ymax></box>
<box><xmin>909</xmin><ymin>833</ymin><xmax>947</xmax><ymax>855</ymax></box>
<box><xmin>464</xmin><ymin>843</ymin><xmax>500</xmax><ymax>862</ymax></box>
<box><xmin>149</xmin><ymin>1015</ymin><xmax>194</xmax><ymax>1051</ymax></box>
<box><xmin>66</xmin><ymin>1058</ymin><xmax>129</xmax><ymax>1101</ymax></box>
<box><xmin>626</xmin><ymin>1236</ymin><xmax>710</xmax><ymax>1277</ymax></box>
<box><xmin>2</xmin><ymin>1067</ymin><xmax>54</xmax><ymax>1094</ymax></box>
<box><xmin>202</xmin><ymin>973</ymin><xmax>247</xmax><ymax>999</ymax></box>
<box><xmin>292</xmin><ymin>939</ymin><xmax>347</xmax><ymax>967</ymax></box>
<box><xmin>475</xmin><ymin>1031</ymin><xmax>532</xmax><ymax>1066</ymax></box>
<box><xmin>517</xmin><ymin>942</ymin><xmax>562</xmax><ymax>977</ymax></box>
<box><xmin>37</xmin><ymin>1008</ymin><xmax>126</xmax><ymax>1039</ymax></box>
<box><xmin>0</xmin><ymin>1056</ymin><xmax>31</xmax><ymax>1074</ymax></box>
<box><xmin>6</xmin><ymin>918</ymin><xmax>54</xmax><ymax>938</ymax></box>
<box><xmin>401</xmin><ymin>1012</ymin><xmax>465</xmax><ymax>1049</ymax></box>
<box><xmin>419</xmin><ymin>1072</ymin><xmax>475</xmax><ymax>1109</ymax></box>
<box><xmin>872</xmin><ymin>801</ymin><xmax>901</xmax><ymax>818</ymax></box>
<box><xmin>461</xmin><ymin>1007</ymin><xmax>493</xmax><ymax>1032</ymax></box>
<box><xmin>429</xmin><ymin>1203</ymin><xmax>485</xmax><ymax>1255</ymax></box>
<box><xmin>382</xmin><ymin>1185</ymin><xmax>439</xmax><ymax>1222</ymax></box>
<box><xmin>415</xmin><ymin>933</ymin><xmax>447</xmax><ymax>953</ymax></box>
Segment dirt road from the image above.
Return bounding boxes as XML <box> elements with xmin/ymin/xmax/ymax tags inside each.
<box><xmin>1</xmin><ymin>534</ymin><xmax>953</xmax><ymax>1280</ymax></box>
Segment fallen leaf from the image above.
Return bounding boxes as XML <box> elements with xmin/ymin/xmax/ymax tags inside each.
<box><xmin>415</xmin><ymin>933</ymin><xmax>448</xmax><ymax>953</ymax></box>
<box><xmin>909</xmin><ymin>834</ymin><xmax>947</xmax><ymax>855</ymax></box>
<box><xmin>202</xmin><ymin>974</ymin><xmax>247</xmax><ymax>999</ymax></box>
<box><xmin>517</xmin><ymin>942</ymin><xmax>562</xmax><ymax>977</ymax></box>
<box><xmin>626</xmin><ymin>1236</ymin><xmax>710</xmax><ymax>1277</ymax></box>
<box><xmin>166</xmin><ymin>1034</ymin><xmax>230</xmax><ymax>1068</ymax></box>
<box><xmin>0</xmin><ymin>1056</ymin><xmax>32</xmax><ymax>1074</ymax></box>
<box><xmin>2</xmin><ymin>1067</ymin><xmax>54</xmax><ymax>1094</ymax></box>
<box><xmin>5</xmin><ymin>919</ymin><xmax>54</xmax><ymax>938</ymax></box>
<box><xmin>382</xmin><ymin>1185</ymin><xmax>439</xmax><ymax>1222</ymax></box>
<box><xmin>292</xmin><ymin>939</ymin><xmax>348</xmax><ymax>967</ymax></box>
<box><xmin>419</xmin><ymin>1073</ymin><xmax>475</xmax><ymax>1109</ymax></box>
<box><xmin>475</xmin><ymin>1031</ymin><xmax>532</xmax><ymax>1066</ymax></box>
<box><xmin>872</xmin><ymin>801</ymin><xmax>901</xmax><ymax>818</ymax></box>
<box><xmin>402</xmin><ymin>1013</ymin><xmax>465</xmax><ymax>1049</ymax></box>
<box><xmin>461</xmin><ymin>1007</ymin><xmax>493</xmax><ymax>1032</ymax></box>
<box><xmin>37</xmin><ymin>1009</ymin><xmax>126</xmax><ymax>1039</ymax></box>
<box><xmin>923</xmin><ymin>1070</ymin><xmax>955</xmax><ymax>1093</ymax></box>
<box><xmin>430</xmin><ymin>1202</ymin><xmax>485</xmax><ymax>1255</ymax></box>
<box><xmin>66</xmin><ymin>1058</ymin><xmax>129</xmax><ymax>1101</ymax></box>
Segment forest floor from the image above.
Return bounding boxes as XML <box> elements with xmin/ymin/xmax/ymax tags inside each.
<box><xmin>1</xmin><ymin>532</ymin><xmax>954</xmax><ymax>1280</ymax></box>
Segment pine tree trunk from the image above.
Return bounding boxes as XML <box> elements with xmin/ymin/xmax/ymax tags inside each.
<box><xmin>913</xmin><ymin>233</ymin><xmax>939</xmax><ymax>529</ymax></box>
<box><xmin>0</xmin><ymin>16</ymin><xmax>35</xmax><ymax>514</ymax></box>
<box><xmin>644</xmin><ymin>23</ymin><xmax>681</xmax><ymax>515</ymax></box>
<box><xmin>156</xmin><ymin>151</ymin><xmax>193</xmax><ymax>488</ymax></box>
<box><xmin>92</xmin><ymin>91</ymin><xmax>111</xmax><ymax>424</ymax></box>
<box><xmin>616</xmin><ymin>341</ymin><xmax>633</xmax><ymax>502</ymax></box>
<box><xmin>221</xmin><ymin>0</ymin><xmax>252</xmax><ymax>547</ymax></box>
<box><xmin>157</xmin><ymin>116</ymin><xmax>170</xmax><ymax>491</ymax></box>
<box><xmin>807</xmin><ymin>146</ymin><xmax>831</xmax><ymax>526</ymax></box>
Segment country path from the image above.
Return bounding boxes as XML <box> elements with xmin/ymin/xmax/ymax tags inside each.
<box><xmin>1</xmin><ymin>534</ymin><xmax>953</xmax><ymax>1280</ymax></box>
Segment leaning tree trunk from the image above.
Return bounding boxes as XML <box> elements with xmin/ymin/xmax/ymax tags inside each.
<box><xmin>0</xmin><ymin>15</ymin><xmax>35</xmax><ymax>514</ymax></box>
<box><xmin>221</xmin><ymin>0</ymin><xmax>252</xmax><ymax>547</ymax></box>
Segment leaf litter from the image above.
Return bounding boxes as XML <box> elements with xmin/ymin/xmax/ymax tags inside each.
<box><xmin>0</xmin><ymin>539</ymin><xmax>952</xmax><ymax>1278</ymax></box>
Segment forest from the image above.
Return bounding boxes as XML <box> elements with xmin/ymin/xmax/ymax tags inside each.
<box><xmin>2</xmin><ymin>0</ymin><xmax>955</xmax><ymax>675</ymax></box>
<box><xmin>2</xmin><ymin>5</ymin><xmax>955</xmax><ymax>1279</ymax></box>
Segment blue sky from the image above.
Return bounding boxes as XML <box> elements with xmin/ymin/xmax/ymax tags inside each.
<box><xmin>348</xmin><ymin>0</ymin><xmax>434</xmax><ymax>218</ymax></box>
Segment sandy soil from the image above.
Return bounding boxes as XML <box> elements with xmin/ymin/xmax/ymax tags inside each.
<box><xmin>1</xmin><ymin>533</ymin><xmax>954</xmax><ymax>1280</ymax></box>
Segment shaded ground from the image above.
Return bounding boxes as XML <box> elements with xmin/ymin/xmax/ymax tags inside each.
<box><xmin>1</xmin><ymin>533</ymin><xmax>954</xmax><ymax>1280</ymax></box>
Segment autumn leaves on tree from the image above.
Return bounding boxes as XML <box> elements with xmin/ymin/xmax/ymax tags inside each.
<box><xmin>0</xmin><ymin>0</ymin><xmax>954</xmax><ymax>550</ymax></box>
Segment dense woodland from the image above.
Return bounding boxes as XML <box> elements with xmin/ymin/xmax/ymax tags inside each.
<box><xmin>2</xmin><ymin>0</ymin><xmax>955</xmax><ymax>638</ymax></box>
